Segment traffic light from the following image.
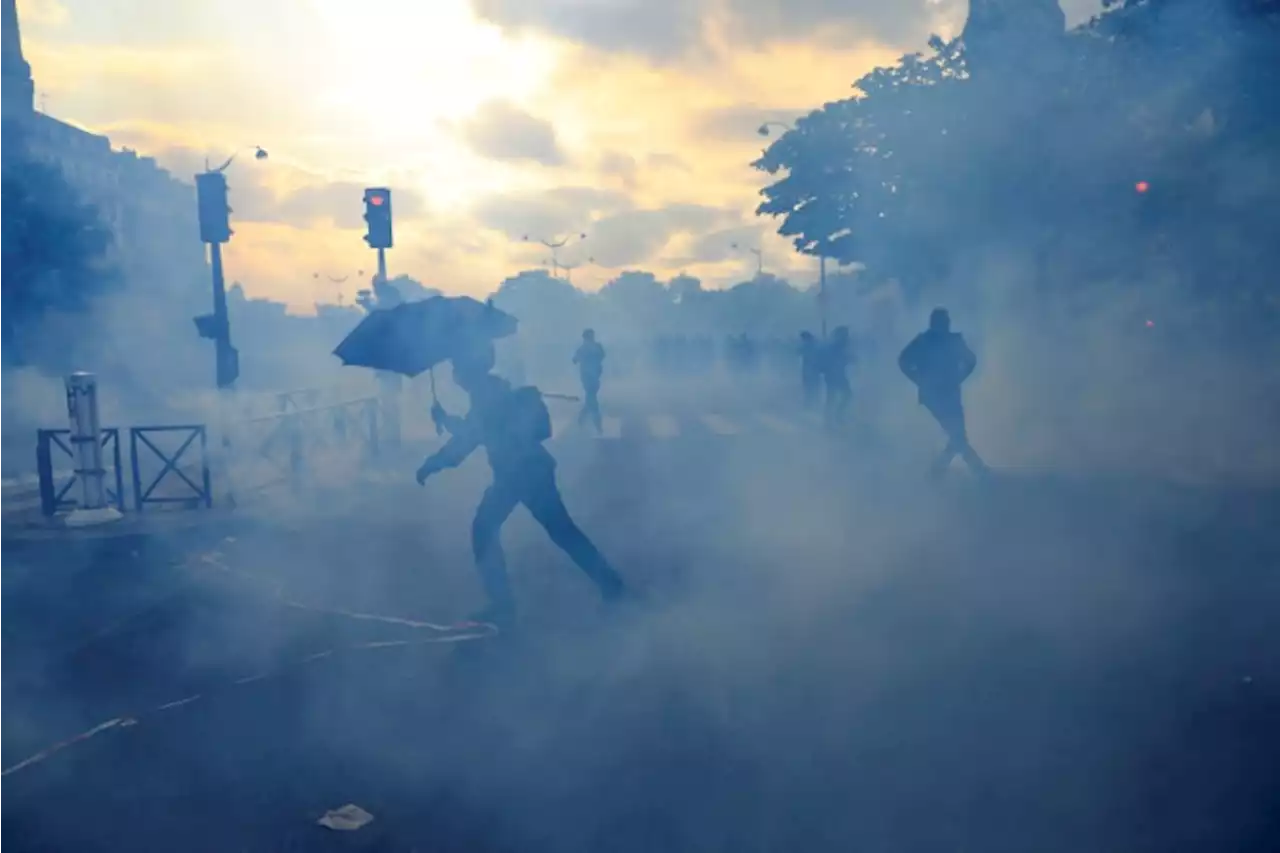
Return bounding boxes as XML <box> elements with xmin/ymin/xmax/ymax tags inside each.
<box><xmin>196</xmin><ymin>171</ymin><xmax>232</xmax><ymax>244</ymax></box>
<box><xmin>363</xmin><ymin>187</ymin><xmax>393</xmax><ymax>249</ymax></box>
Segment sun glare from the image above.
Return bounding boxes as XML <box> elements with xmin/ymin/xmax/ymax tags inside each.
<box><xmin>306</xmin><ymin>1</ymin><xmax>554</xmax><ymax>123</ymax></box>
<box><xmin>299</xmin><ymin>0</ymin><xmax>559</xmax><ymax>205</ymax></box>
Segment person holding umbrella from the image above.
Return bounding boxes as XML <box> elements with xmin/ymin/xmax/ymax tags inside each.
<box><xmin>415</xmin><ymin>337</ymin><xmax>628</xmax><ymax>626</ymax></box>
<box><xmin>335</xmin><ymin>296</ymin><xmax>628</xmax><ymax>627</ymax></box>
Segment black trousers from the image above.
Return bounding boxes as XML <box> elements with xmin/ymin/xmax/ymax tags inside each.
<box><xmin>923</xmin><ymin>394</ymin><xmax>986</xmax><ymax>476</ymax></box>
<box><xmin>472</xmin><ymin>465</ymin><xmax>624</xmax><ymax>612</ymax></box>
<box><xmin>802</xmin><ymin>369</ymin><xmax>821</xmax><ymax>409</ymax></box>
<box><xmin>824</xmin><ymin>376</ymin><xmax>852</xmax><ymax>428</ymax></box>
<box><xmin>578</xmin><ymin>375</ymin><xmax>603</xmax><ymax>432</ymax></box>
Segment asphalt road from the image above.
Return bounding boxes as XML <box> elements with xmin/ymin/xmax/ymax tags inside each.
<box><xmin>4</xmin><ymin>411</ymin><xmax>1279</xmax><ymax>853</ymax></box>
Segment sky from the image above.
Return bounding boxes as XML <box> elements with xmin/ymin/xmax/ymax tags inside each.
<box><xmin>18</xmin><ymin>0</ymin><xmax>1101</xmax><ymax>311</ymax></box>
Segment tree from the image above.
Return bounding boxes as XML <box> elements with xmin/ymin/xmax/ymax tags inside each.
<box><xmin>753</xmin><ymin>0</ymin><xmax>1280</xmax><ymax>332</ymax></box>
<box><xmin>491</xmin><ymin>268</ymin><xmax>588</xmax><ymax>337</ymax></box>
<box><xmin>598</xmin><ymin>271</ymin><xmax>673</xmax><ymax>334</ymax></box>
<box><xmin>2</xmin><ymin>129</ymin><xmax>118</xmax><ymax>365</ymax></box>
<box><xmin>753</xmin><ymin>36</ymin><xmax>972</xmax><ymax>298</ymax></box>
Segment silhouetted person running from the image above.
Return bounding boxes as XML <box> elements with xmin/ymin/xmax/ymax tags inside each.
<box><xmin>798</xmin><ymin>331</ymin><xmax>822</xmax><ymax>409</ymax></box>
<box><xmin>821</xmin><ymin>326</ymin><xmax>854</xmax><ymax>429</ymax></box>
<box><xmin>416</xmin><ymin>340</ymin><xmax>627</xmax><ymax>626</ymax></box>
<box><xmin>898</xmin><ymin>308</ymin><xmax>988</xmax><ymax>479</ymax></box>
<box><xmin>573</xmin><ymin>328</ymin><xmax>605</xmax><ymax>433</ymax></box>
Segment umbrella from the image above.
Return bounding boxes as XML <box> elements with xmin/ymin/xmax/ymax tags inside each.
<box><xmin>333</xmin><ymin>295</ymin><xmax>517</xmax><ymax>378</ymax></box>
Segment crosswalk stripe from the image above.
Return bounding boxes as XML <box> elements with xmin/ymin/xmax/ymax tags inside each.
<box><xmin>756</xmin><ymin>413</ymin><xmax>800</xmax><ymax>434</ymax></box>
<box><xmin>600</xmin><ymin>416</ymin><xmax>623</xmax><ymax>439</ymax></box>
<box><xmin>700</xmin><ymin>414</ymin><xmax>739</xmax><ymax>436</ymax></box>
<box><xmin>647</xmin><ymin>415</ymin><xmax>680</xmax><ymax>438</ymax></box>
<box><xmin>551</xmin><ymin>418</ymin><xmax>571</xmax><ymax>439</ymax></box>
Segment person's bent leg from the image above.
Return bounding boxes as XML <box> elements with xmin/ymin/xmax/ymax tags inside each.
<box><xmin>523</xmin><ymin>477</ymin><xmax>626</xmax><ymax>600</ymax></box>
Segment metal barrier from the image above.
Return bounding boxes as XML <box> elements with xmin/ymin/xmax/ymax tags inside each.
<box><xmin>242</xmin><ymin>397</ymin><xmax>379</xmax><ymax>493</ymax></box>
<box><xmin>35</xmin><ymin>429</ymin><xmax>125</xmax><ymax>517</ymax></box>
<box><xmin>129</xmin><ymin>425</ymin><xmax>212</xmax><ymax>511</ymax></box>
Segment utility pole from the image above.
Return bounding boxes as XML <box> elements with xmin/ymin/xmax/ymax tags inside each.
<box><xmin>193</xmin><ymin>149</ymin><xmax>266</xmax><ymax>507</ymax></box>
<box><xmin>731</xmin><ymin>242</ymin><xmax>764</xmax><ymax>277</ymax></box>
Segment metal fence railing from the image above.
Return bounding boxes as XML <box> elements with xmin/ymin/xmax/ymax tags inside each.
<box><xmin>129</xmin><ymin>425</ymin><xmax>212</xmax><ymax>511</ymax></box>
<box><xmin>35</xmin><ymin>428</ymin><xmax>125</xmax><ymax>517</ymax></box>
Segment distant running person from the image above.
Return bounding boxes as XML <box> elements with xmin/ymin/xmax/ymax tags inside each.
<box><xmin>573</xmin><ymin>328</ymin><xmax>605</xmax><ymax>434</ymax></box>
<box><xmin>821</xmin><ymin>326</ymin><xmax>854</xmax><ymax>429</ymax></box>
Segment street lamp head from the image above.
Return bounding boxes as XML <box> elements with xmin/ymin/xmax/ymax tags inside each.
<box><xmin>579</xmin><ymin>233</ymin><xmax>587</xmax><ymax>240</ymax></box>
<box><xmin>254</xmin><ymin>147</ymin><xmax>268</xmax><ymax>160</ymax></box>
<box><xmin>757</xmin><ymin>124</ymin><xmax>771</xmax><ymax>137</ymax></box>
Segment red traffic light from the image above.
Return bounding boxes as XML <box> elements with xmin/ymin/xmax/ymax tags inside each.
<box><xmin>369</xmin><ymin>195</ymin><xmax>385</xmax><ymax>206</ymax></box>
<box><xmin>1135</xmin><ymin>181</ymin><xmax>1150</xmax><ymax>193</ymax></box>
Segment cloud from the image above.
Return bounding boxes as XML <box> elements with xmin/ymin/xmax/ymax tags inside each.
<box><xmin>596</xmin><ymin>150</ymin><xmax>639</xmax><ymax>187</ymax></box>
<box><xmin>674</xmin><ymin>223</ymin><xmax>770</xmax><ymax>266</ymax></box>
<box><xmin>472</xmin><ymin>0</ymin><xmax>707</xmax><ymax>61</ymax></box>
<box><xmin>647</xmin><ymin>152</ymin><xmax>692</xmax><ymax>172</ymax></box>
<box><xmin>131</xmin><ymin>142</ymin><xmax>428</xmax><ymax>231</ymax></box>
<box><xmin>472</xmin><ymin>0</ymin><xmax>966</xmax><ymax>61</ymax></box>
<box><xmin>470</xmin><ymin>185</ymin><xmax>633</xmax><ymax>240</ymax></box>
<box><xmin>588</xmin><ymin>203</ymin><xmax>734</xmax><ymax>267</ymax></box>
<box><xmin>459</xmin><ymin>99</ymin><xmax>566</xmax><ymax>166</ymax></box>
<box><xmin>689</xmin><ymin>103</ymin><xmax>811</xmax><ymax>143</ymax></box>
<box><xmin>17</xmin><ymin>0</ymin><xmax>70</xmax><ymax>27</ymax></box>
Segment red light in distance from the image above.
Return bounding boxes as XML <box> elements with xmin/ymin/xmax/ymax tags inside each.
<box><xmin>1135</xmin><ymin>181</ymin><xmax>1150</xmax><ymax>193</ymax></box>
<box><xmin>369</xmin><ymin>195</ymin><xmax>386</xmax><ymax>206</ymax></box>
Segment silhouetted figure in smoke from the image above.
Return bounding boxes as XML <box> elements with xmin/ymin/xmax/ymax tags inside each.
<box><xmin>417</xmin><ymin>340</ymin><xmax>626</xmax><ymax>625</ymax></box>
<box><xmin>798</xmin><ymin>330</ymin><xmax>822</xmax><ymax>409</ymax></box>
<box><xmin>821</xmin><ymin>326</ymin><xmax>854</xmax><ymax>429</ymax></box>
<box><xmin>898</xmin><ymin>308</ymin><xmax>989</xmax><ymax>479</ymax></box>
<box><xmin>573</xmin><ymin>328</ymin><xmax>605</xmax><ymax>433</ymax></box>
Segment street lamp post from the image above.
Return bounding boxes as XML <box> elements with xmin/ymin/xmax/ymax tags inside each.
<box><xmin>730</xmin><ymin>242</ymin><xmax>764</xmax><ymax>277</ymax></box>
<box><xmin>524</xmin><ymin>232</ymin><xmax>587</xmax><ymax>280</ymax></box>
<box><xmin>757</xmin><ymin>120</ymin><xmax>829</xmax><ymax>337</ymax></box>
<box><xmin>557</xmin><ymin>256</ymin><xmax>595</xmax><ymax>285</ymax></box>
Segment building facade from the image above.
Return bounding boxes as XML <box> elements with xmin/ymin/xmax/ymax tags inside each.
<box><xmin>3</xmin><ymin>0</ymin><xmax>208</xmax><ymax>306</ymax></box>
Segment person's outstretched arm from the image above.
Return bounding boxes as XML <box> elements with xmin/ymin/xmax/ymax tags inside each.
<box><xmin>416</xmin><ymin>427</ymin><xmax>479</xmax><ymax>484</ymax></box>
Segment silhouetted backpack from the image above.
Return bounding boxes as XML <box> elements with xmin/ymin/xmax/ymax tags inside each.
<box><xmin>506</xmin><ymin>385</ymin><xmax>553</xmax><ymax>444</ymax></box>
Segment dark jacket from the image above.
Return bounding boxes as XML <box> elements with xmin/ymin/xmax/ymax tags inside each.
<box><xmin>898</xmin><ymin>330</ymin><xmax>977</xmax><ymax>405</ymax></box>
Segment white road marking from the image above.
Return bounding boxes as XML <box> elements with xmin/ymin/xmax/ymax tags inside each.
<box><xmin>551</xmin><ymin>418</ymin><xmax>571</xmax><ymax>439</ymax></box>
<box><xmin>600</xmin><ymin>416</ymin><xmax>623</xmax><ymax>439</ymax></box>
<box><xmin>647</xmin><ymin>415</ymin><xmax>680</xmax><ymax>438</ymax></box>
<box><xmin>157</xmin><ymin>694</ymin><xmax>202</xmax><ymax>712</ymax></box>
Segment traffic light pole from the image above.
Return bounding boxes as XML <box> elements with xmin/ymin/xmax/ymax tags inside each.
<box><xmin>209</xmin><ymin>242</ymin><xmax>236</xmax><ymax>389</ymax></box>
<box><xmin>376</xmin><ymin>247</ymin><xmax>387</xmax><ymax>285</ymax></box>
